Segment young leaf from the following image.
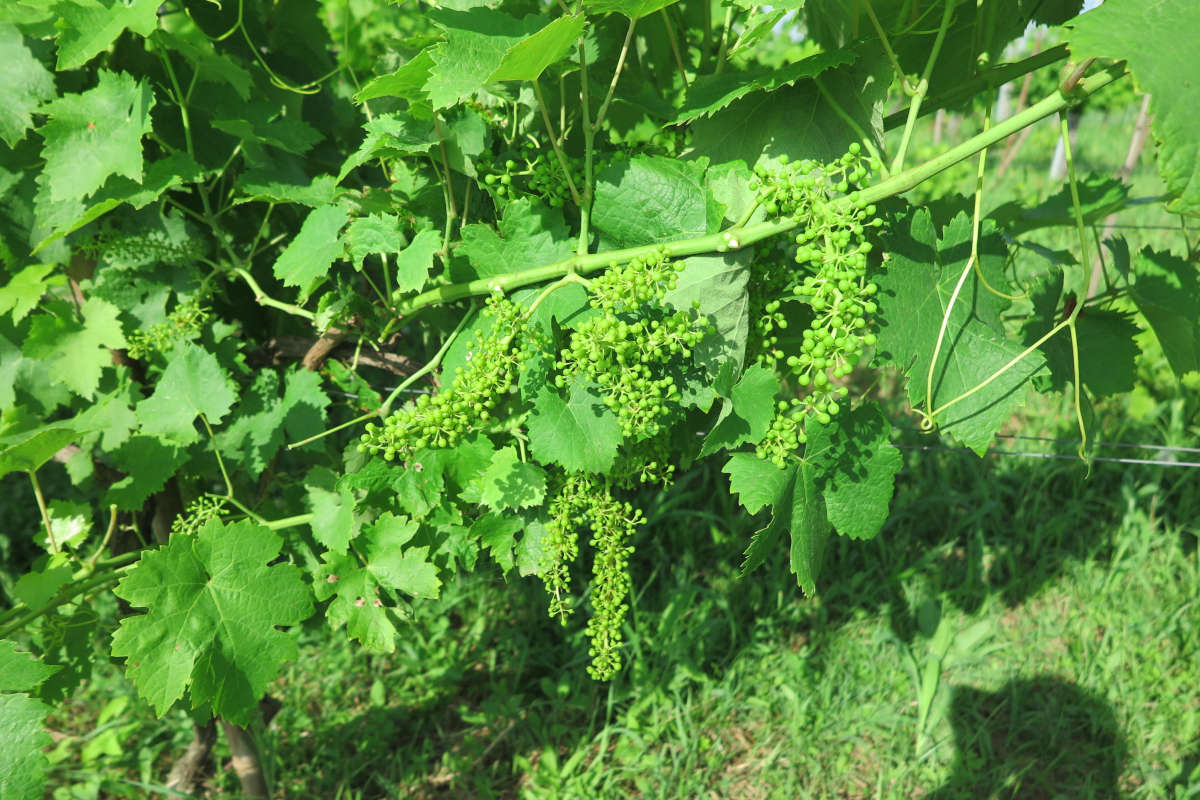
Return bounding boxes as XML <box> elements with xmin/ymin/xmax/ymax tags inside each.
<box><xmin>490</xmin><ymin>14</ymin><xmax>586</xmax><ymax>82</ymax></box>
<box><xmin>723</xmin><ymin>452</ymin><xmax>789</xmax><ymax>515</ymax></box>
<box><xmin>804</xmin><ymin>403</ymin><xmax>902</xmax><ymax>541</ymax></box>
<box><xmin>103</xmin><ymin>435</ymin><xmax>187</xmax><ymax>511</ymax></box>
<box><xmin>472</xmin><ymin>446</ymin><xmax>547</xmax><ymax>511</ymax></box>
<box><xmin>135</xmin><ymin>342</ymin><xmax>236</xmax><ymax>445</ymax></box>
<box><xmin>110</xmin><ymin>519</ymin><xmax>314</xmax><ymax>725</ymax></box>
<box><xmin>457</xmin><ymin>198</ymin><xmax>573</xmax><ymax>281</ymax></box>
<box><xmin>424</xmin><ymin>9</ymin><xmax>535</xmax><ymax>109</ymax></box>
<box><xmin>738</xmin><ymin>460</ymin><xmax>830</xmax><ymax>596</ymax></box>
<box><xmin>394</xmin><ymin>229</ymin><xmax>442</xmax><ymax>294</ymax></box>
<box><xmin>24</xmin><ymin>297</ymin><xmax>127</xmax><ymax>399</ymax></box>
<box><xmin>700</xmin><ymin>363</ymin><xmax>778</xmax><ymax>457</ymax></box>
<box><xmin>272</xmin><ymin>204</ymin><xmax>349</xmax><ymax>290</ymax></box>
<box><xmin>344</xmin><ymin>213</ymin><xmax>405</xmax><ymax>272</ymax></box>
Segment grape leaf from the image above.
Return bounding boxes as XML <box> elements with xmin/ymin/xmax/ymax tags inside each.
<box><xmin>355</xmin><ymin>49</ymin><xmax>435</xmax><ymax>105</ymax></box>
<box><xmin>0</xmin><ymin>422</ymin><xmax>79</xmax><ymax>478</ymax></box>
<box><xmin>592</xmin><ymin>156</ymin><xmax>722</xmax><ymax>247</ymax></box>
<box><xmin>103</xmin><ymin>435</ymin><xmax>187</xmax><ymax>511</ymax></box>
<box><xmin>0</xmin><ymin>24</ymin><xmax>55</xmax><ymax>148</ymax></box>
<box><xmin>217</xmin><ymin>370</ymin><xmax>288</xmax><ymax>474</ymax></box>
<box><xmin>876</xmin><ymin>209</ymin><xmax>1044</xmax><ymax>455</ymax></box>
<box><xmin>344</xmin><ymin>213</ymin><xmax>405</xmax><ymax>271</ymax></box>
<box><xmin>0</xmin><ymin>642</ymin><xmax>60</xmax><ymax>693</ymax></box>
<box><xmin>457</xmin><ymin>198</ymin><xmax>573</xmax><ymax>281</ymax></box>
<box><xmin>0</xmin><ymin>264</ymin><xmax>52</xmax><ymax>324</ymax></box>
<box><xmin>738</xmin><ymin>460</ymin><xmax>829</xmax><ymax>596</ymax></box>
<box><xmin>472</xmin><ymin>446</ymin><xmax>547</xmax><ymax>511</ymax></box>
<box><xmin>234</xmin><ymin>172</ymin><xmax>338</xmax><ymax>208</ymax></box>
<box><xmin>804</xmin><ymin>403</ymin><xmax>901</xmax><ymax>541</ymax></box>
<box><xmin>336</xmin><ymin>113</ymin><xmax>438</xmax><ymax>183</ymax></box>
<box><xmin>424</xmin><ymin>9</ymin><xmax>535</xmax><ymax>109</ymax></box>
<box><xmin>135</xmin><ymin>342</ymin><xmax>236</xmax><ymax>445</ymax></box>
<box><xmin>55</xmin><ymin>0</ymin><xmax>160</xmax><ymax>71</ymax></box>
<box><xmin>38</xmin><ymin>70</ymin><xmax>154</xmax><ymax>204</ymax></box>
<box><xmin>13</xmin><ymin>556</ymin><xmax>73</xmax><ymax>607</ymax></box>
<box><xmin>470</xmin><ymin>512</ymin><xmax>524</xmax><ymax>572</ymax></box>
<box><xmin>306</xmin><ymin>467</ymin><xmax>360</xmax><ymax>552</ymax></box>
<box><xmin>1128</xmin><ymin>247</ymin><xmax>1200</xmax><ymax>377</ymax></box>
<box><xmin>24</xmin><ymin>297</ymin><xmax>127</xmax><ymax>398</ymax></box>
<box><xmin>722</xmin><ymin>452</ymin><xmax>789</xmax><ymax>515</ymax></box>
<box><xmin>1068</xmin><ymin>0</ymin><xmax>1200</xmax><ymax>214</ymax></box>
<box><xmin>663</xmin><ymin>253</ymin><xmax>751</xmax><ymax>375</ymax></box>
<box><xmin>527</xmin><ymin>377</ymin><xmax>622</xmax><ymax>474</ymax></box>
<box><xmin>675</xmin><ymin>49</ymin><xmax>855</xmax><ymax>124</ymax></box>
<box><xmin>491</xmin><ymin>14</ymin><xmax>586</xmax><ymax>81</ymax></box>
<box><xmin>0</xmin><ymin>694</ymin><xmax>52</xmax><ymax>800</ymax></box>
<box><xmin>700</xmin><ymin>363</ymin><xmax>778</xmax><ymax>457</ymax></box>
<box><xmin>272</xmin><ymin>204</ymin><xmax>349</xmax><ymax>290</ymax></box>
<box><xmin>690</xmin><ymin>54</ymin><xmax>887</xmax><ymax>171</ymax></box>
<box><xmin>583</xmin><ymin>0</ymin><xmax>679</xmax><ymax>18</ymax></box>
<box><xmin>394</xmin><ymin>229</ymin><xmax>441</xmax><ymax>294</ymax></box>
<box><xmin>110</xmin><ymin>519</ymin><xmax>314</xmax><ymax>725</ymax></box>
<box><xmin>314</xmin><ymin>513</ymin><xmax>438</xmax><ymax>652</ymax></box>
<box><xmin>1022</xmin><ymin>273</ymin><xmax>1139</xmax><ymax>397</ymax></box>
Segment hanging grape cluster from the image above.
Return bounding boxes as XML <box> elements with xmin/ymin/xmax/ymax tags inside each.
<box><xmin>750</xmin><ymin>144</ymin><xmax>884</xmax><ymax>467</ymax></box>
<box><xmin>555</xmin><ymin>248</ymin><xmax>711</xmax><ymax>441</ymax></box>
<box><xmin>542</xmin><ymin>472</ymin><xmax>642</xmax><ymax>681</ymax></box>
<box><xmin>360</xmin><ymin>291</ymin><xmax>525</xmax><ymax>461</ymax></box>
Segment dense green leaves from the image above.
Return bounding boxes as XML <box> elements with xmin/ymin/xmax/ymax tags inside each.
<box><xmin>111</xmin><ymin>519</ymin><xmax>314</xmax><ymax>725</ymax></box>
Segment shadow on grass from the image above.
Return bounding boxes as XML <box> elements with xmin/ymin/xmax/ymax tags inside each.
<box><xmin>927</xmin><ymin>676</ymin><xmax>1125</xmax><ymax>800</ymax></box>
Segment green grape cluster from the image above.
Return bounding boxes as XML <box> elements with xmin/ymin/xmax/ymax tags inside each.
<box><xmin>479</xmin><ymin>138</ymin><xmax>586</xmax><ymax>209</ymax></box>
<box><xmin>360</xmin><ymin>292</ymin><xmax>524</xmax><ymax>460</ymax></box>
<box><xmin>541</xmin><ymin>473</ymin><xmax>641</xmax><ymax>681</ymax></box>
<box><xmin>555</xmin><ymin>249</ymin><xmax>710</xmax><ymax>440</ymax></box>
<box><xmin>126</xmin><ymin>299</ymin><xmax>210</xmax><ymax>359</ymax></box>
<box><xmin>169</xmin><ymin>494</ymin><xmax>227</xmax><ymax>537</ymax></box>
<box><xmin>750</xmin><ymin>144</ymin><xmax>884</xmax><ymax>467</ymax></box>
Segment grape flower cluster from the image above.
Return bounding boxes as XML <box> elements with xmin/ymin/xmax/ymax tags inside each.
<box><xmin>750</xmin><ymin>144</ymin><xmax>884</xmax><ymax>467</ymax></box>
<box><xmin>542</xmin><ymin>472</ymin><xmax>642</xmax><ymax>681</ymax></box>
<box><xmin>359</xmin><ymin>291</ymin><xmax>524</xmax><ymax>461</ymax></box>
<box><xmin>126</xmin><ymin>298</ymin><xmax>210</xmax><ymax>359</ymax></box>
<box><xmin>555</xmin><ymin>247</ymin><xmax>711</xmax><ymax>441</ymax></box>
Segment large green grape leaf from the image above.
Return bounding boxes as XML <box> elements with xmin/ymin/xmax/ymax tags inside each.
<box><xmin>314</xmin><ymin>513</ymin><xmax>440</xmax><ymax>653</ymax></box>
<box><xmin>689</xmin><ymin>52</ymin><xmax>888</xmax><ymax>171</ymax></box>
<box><xmin>1128</xmin><ymin>247</ymin><xmax>1200</xmax><ymax>377</ymax></box>
<box><xmin>38</xmin><ymin>70</ymin><xmax>154</xmax><ymax>204</ymax></box>
<box><xmin>110</xmin><ymin>519</ymin><xmax>314</xmax><ymax>725</ymax></box>
<box><xmin>592</xmin><ymin>156</ymin><xmax>723</xmax><ymax>247</ymax></box>
<box><xmin>876</xmin><ymin>209</ymin><xmax>1044</xmax><ymax>455</ymax></box>
<box><xmin>457</xmin><ymin>198</ymin><xmax>573</xmax><ymax>281</ymax></box>
<box><xmin>804</xmin><ymin>403</ymin><xmax>902</xmax><ymax>541</ymax></box>
<box><xmin>527</xmin><ymin>377</ymin><xmax>622</xmax><ymax>474</ymax></box>
<box><xmin>424</xmin><ymin>9</ymin><xmax>561</xmax><ymax>109</ymax></box>
<box><xmin>675</xmin><ymin>49</ymin><xmax>855</xmax><ymax>124</ymax></box>
<box><xmin>1068</xmin><ymin>0</ymin><xmax>1200</xmax><ymax>214</ymax></box>
<box><xmin>55</xmin><ymin>0</ymin><xmax>160</xmax><ymax>71</ymax></box>
<box><xmin>135</xmin><ymin>342</ymin><xmax>236</xmax><ymax>445</ymax></box>
<box><xmin>24</xmin><ymin>297</ymin><xmax>127</xmax><ymax>398</ymax></box>
<box><xmin>0</xmin><ymin>24</ymin><xmax>55</xmax><ymax>148</ymax></box>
